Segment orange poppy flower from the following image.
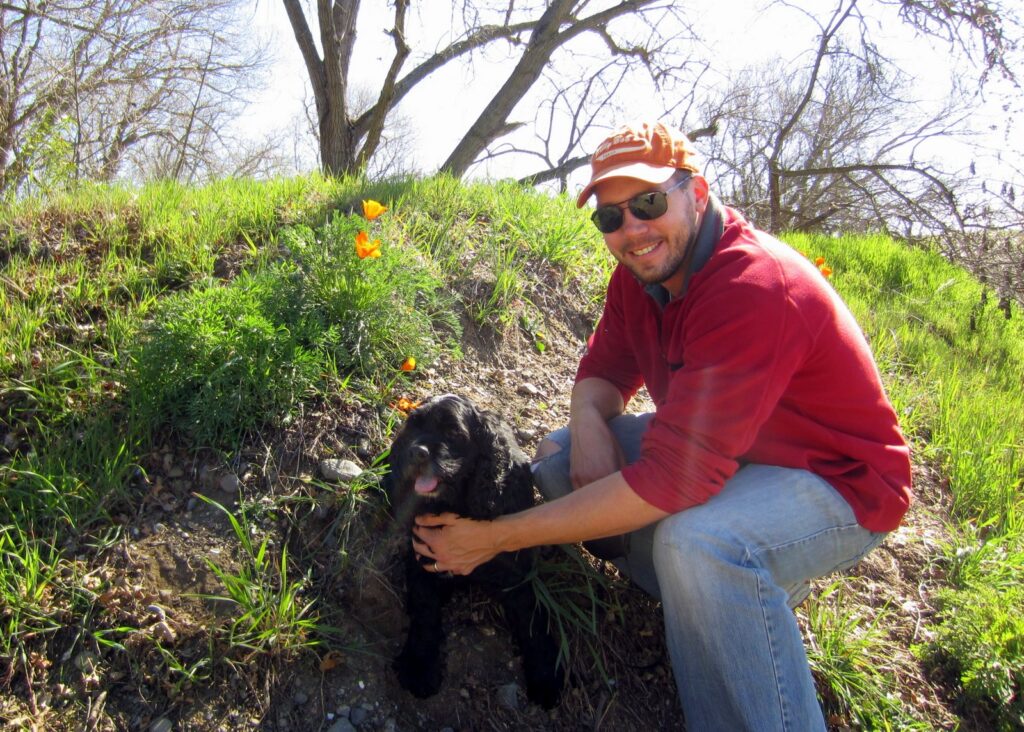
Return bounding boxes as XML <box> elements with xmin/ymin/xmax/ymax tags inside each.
<box><xmin>355</xmin><ymin>230</ymin><xmax>381</xmax><ymax>259</ymax></box>
<box><xmin>400</xmin><ymin>357</ymin><xmax>416</xmax><ymax>371</ymax></box>
<box><xmin>362</xmin><ymin>199</ymin><xmax>387</xmax><ymax>220</ymax></box>
<box><xmin>392</xmin><ymin>396</ymin><xmax>421</xmax><ymax>415</ymax></box>
<box><xmin>815</xmin><ymin>256</ymin><xmax>826</xmax><ymax>266</ymax></box>
<box><xmin>820</xmin><ymin>266</ymin><xmax>833</xmax><ymax>278</ymax></box>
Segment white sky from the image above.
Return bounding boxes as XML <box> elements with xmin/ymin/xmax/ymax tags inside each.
<box><xmin>244</xmin><ymin>1</ymin><xmax>1012</xmax><ymax>186</ymax></box>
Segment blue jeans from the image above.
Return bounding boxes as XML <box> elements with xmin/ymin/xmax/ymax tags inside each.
<box><xmin>532</xmin><ymin>414</ymin><xmax>887</xmax><ymax>731</ymax></box>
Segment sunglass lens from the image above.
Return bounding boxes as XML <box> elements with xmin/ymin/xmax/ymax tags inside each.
<box><xmin>629</xmin><ymin>191</ymin><xmax>667</xmax><ymax>220</ymax></box>
<box><xmin>591</xmin><ymin>188</ymin><xmax>673</xmax><ymax>233</ymax></box>
<box><xmin>592</xmin><ymin>206</ymin><xmax>624</xmax><ymax>233</ymax></box>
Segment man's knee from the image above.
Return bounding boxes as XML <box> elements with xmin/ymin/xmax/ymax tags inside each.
<box><xmin>653</xmin><ymin>513</ymin><xmax>738</xmax><ymax>586</ymax></box>
<box><xmin>531</xmin><ymin>437</ymin><xmax>571</xmax><ymax>501</ymax></box>
<box><xmin>532</xmin><ymin>437</ymin><xmax>563</xmax><ymax>462</ymax></box>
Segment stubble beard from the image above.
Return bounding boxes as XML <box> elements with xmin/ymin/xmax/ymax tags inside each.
<box><xmin>621</xmin><ymin>225</ymin><xmax>699</xmax><ymax>288</ymax></box>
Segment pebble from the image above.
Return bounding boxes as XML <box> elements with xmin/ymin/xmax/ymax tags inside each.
<box><xmin>320</xmin><ymin>459</ymin><xmax>363</xmax><ymax>483</ymax></box>
<box><xmin>292</xmin><ymin>691</ymin><xmax>308</xmax><ymax>705</ymax></box>
<box><xmin>349</xmin><ymin>706</ymin><xmax>368</xmax><ymax>725</ymax></box>
<box><xmin>326</xmin><ymin>719</ymin><xmax>356</xmax><ymax>732</ymax></box>
<box><xmin>149</xmin><ymin>719</ymin><xmax>173</xmax><ymax>732</ymax></box>
<box><xmin>497</xmin><ymin>682</ymin><xmax>520</xmax><ymax>711</ymax></box>
<box><xmin>220</xmin><ymin>474</ymin><xmax>241</xmax><ymax>493</ymax></box>
<box><xmin>151</xmin><ymin>621</ymin><xmax>176</xmax><ymax>644</ymax></box>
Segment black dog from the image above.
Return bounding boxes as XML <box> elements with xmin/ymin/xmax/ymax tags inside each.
<box><xmin>384</xmin><ymin>394</ymin><xmax>563</xmax><ymax>708</ymax></box>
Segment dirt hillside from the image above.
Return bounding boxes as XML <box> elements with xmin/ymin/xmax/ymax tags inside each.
<box><xmin>3</xmin><ymin>259</ymin><xmax>967</xmax><ymax>731</ymax></box>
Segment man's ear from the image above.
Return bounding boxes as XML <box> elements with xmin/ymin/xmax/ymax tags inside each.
<box><xmin>690</xmin><ymin>175</ymin><xmax>710</xmax><ymax>213</ymax></box>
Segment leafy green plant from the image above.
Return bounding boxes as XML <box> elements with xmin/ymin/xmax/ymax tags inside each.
<box><xmin>282</xmin><ymin>207</ymin><xmax>459</xmax><ymax>378</ymax></box>
<box><xmin>927</xmin><ymin>582</ymin><xmax>1024</xmax><ymax>730</ymax></box>
<box><xmin>921</xmin><ymin>533</ymin><xmax>1024</xmax><ymax>730</ymax></box>
<box><xmin>126</xmin><ymin>269</ymin><xmax>321</xmax><ymax>448</ymax></box>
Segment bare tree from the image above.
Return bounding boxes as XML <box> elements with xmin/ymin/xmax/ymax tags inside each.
<box><xmin>692</xmin><ymin>0</ymin><xmax>1021</xmax><ymax>236</ymax></box>
<box><xmin>282</xmin><ymin>0</ymin><xmax>698</xmax><ymax>179</ymax></box>
<box><xmin>698</xmin><ymin>48</ymin><xmax>972</xmax><ymax>235</ymax></box>
<box><xmin>0</xmin><ymin>0</ymin><xmax>264</xmax><ymax>194</ymax></box>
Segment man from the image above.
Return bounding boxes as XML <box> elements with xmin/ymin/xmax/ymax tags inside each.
<box><xmin>412</xmin><ymin>120</ymin><xmax>912</xmax><ymax>730</ymax></box>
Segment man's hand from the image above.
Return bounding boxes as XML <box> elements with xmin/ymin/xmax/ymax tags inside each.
<box><xmin>412</xmin><ymin>513</ymin><xmax>502</xmax><ymax>576</ymax></box>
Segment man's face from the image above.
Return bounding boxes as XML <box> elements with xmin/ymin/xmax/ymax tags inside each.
<box><xmin>593</xmin><ymin>174</ymin><xmax>708</xmax><ymax>298</ymax></box>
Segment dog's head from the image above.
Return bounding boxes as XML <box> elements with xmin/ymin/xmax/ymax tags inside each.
<box><xmin>384</xmin><ymin>394</ymin><xmax>532</xmax><ymax>527</ymax></box>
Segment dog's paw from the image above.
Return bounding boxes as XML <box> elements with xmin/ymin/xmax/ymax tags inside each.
<box><xmin>393</xmin><ymin>646</ymin><xmax>443</xmax><ymax>699</ymax></box>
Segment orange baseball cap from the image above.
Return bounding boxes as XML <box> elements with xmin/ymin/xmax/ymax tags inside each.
<box><xmin>576</xmin><ymin>121</ymin><xmax>701</xmax><ymax>207</ymax></box>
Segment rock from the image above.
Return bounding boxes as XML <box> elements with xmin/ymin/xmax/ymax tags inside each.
<box><xmin>149</xmin><ymin>718</ymin><xmax>173</xmax><ymax>732</ymax></box>
<box><xmin>293</xmin><ymin>691</ymin><xmax>308</xmax><ymax>706</ymax></box>
<box><xmin>517</xmin><ymin>382</ymin><xmax>541</xmax><ymax>397</ymax></box>
<box><xmin>326</xmin><ymin>719</ymin><xmax>356</xmax><ymax>732</ymax></box>
<box><xmin>151</xmin><ymin>621</ymin><xmax>176</xmax><ymax>644</ymax></box>
<box><xmin>515</xmin><ymin>428</ymin><xmax>537</xmax><ymax>443</ymax></box>
<box><xmin>320</xmin><ymin>459</ymin><xmax>362</xmax><ymax>483</ymax></box>
<box><xmin>219</xmin><ymin>474</ymin><xmax>241</xmax><ymax>493</ymax></box>
<box><xmin>496</xmin><ymin>682</ymin><xmax>520</xmax><ymax>711</ymax></box>
<box><xmin>349</xmin><ymin>706</ymin><xmax>368</xmax><ymax>725</ymax></box>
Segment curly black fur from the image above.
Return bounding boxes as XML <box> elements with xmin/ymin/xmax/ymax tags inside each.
<box><xmin>384</xmin><ymin>394</ymin><xmax>563</xmax><ymax>709</ymax></box>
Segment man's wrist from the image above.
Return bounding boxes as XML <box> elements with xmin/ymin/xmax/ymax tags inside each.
<box><xmin>492</xmin><ymin>512</ymin><xmax>524</xmax><ymax>553</ymax></box>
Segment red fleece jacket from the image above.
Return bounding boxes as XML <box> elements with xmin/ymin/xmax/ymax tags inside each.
<box><xmin>576</xmin><ymin>205</ymin><xmax>912</xmax><ymax>532</ymax></box>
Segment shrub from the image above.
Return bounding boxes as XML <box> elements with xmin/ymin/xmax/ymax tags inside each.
<box><xmin>126</xmin><ymin>269</ymin><xmax>320</xmax><ymax>448</ymax></box>
<box><xmin>281</xmin><ymin>209</ymin><xmax>458</xmax><ymax>376</ymax></box>
<box><xmin>923</xmin><ymin>566</ymin><xmax>1024</xmax><ymax>730</ymax></box>
<box><xmin>126</xmin><ymin>203</ymin><xmax>458</xmax><ymax>448</ymax></box>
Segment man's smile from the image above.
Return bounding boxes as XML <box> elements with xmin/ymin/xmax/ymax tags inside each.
<box><xmin>629</xmin><ymin>240</ymin><xmax>662</xmax><ymax>258</ymax></box>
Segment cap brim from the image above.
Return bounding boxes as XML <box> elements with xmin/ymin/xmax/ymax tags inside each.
<box><xmin>575</xmin><ymin>162</ymin><xmax>678</xmax><ymax>208</ymax></box>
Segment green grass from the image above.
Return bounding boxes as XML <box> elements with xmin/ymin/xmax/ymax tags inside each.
<box><xmin>786</xmin><ymin>231</ymin><xmax>1024</xmax><ymax>726</ymax></box>
<box><xmin>198</xmin><ymin>495</ymin><xmax>320</xmax><ymax>664</ymax></box>
<box><xmin>806</xmin><ymin>582</ymin><xmax>925</xmax><ymax>729</ymax></box>
<box><xmin>0</xmin><ymin>177</ymin><xmax>1021</xmax><ymax>726</ymax></box>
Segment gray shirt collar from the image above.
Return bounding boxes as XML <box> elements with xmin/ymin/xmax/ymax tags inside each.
<box><xmin>644</xmin><ymin>193</ymin><xmax>725</xmax><ymax>307</ymax></box>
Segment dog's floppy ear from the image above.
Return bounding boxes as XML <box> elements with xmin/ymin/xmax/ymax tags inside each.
<box><xmin>465</xmin><ymin>410</ymin><xmax>533</xmax><ymax>518</ymax></box>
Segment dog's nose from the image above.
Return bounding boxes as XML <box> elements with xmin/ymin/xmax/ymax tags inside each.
<box><xmin>410</xmin><ymin>443</ymin><xmax>430</xmax><ymax>464</ymax></box>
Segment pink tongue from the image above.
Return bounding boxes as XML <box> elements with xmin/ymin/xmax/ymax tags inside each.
<box><xmin>414</xmin><ymin>476</ymin><xmax>439</xmax><ymax>494</ymax></box>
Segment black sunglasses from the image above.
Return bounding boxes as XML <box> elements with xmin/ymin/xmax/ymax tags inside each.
<box><xmin>591</xmin><ymin>176</ymin><xmax>691</xmax><ymax>234</ymax></box>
